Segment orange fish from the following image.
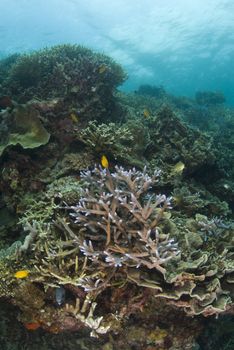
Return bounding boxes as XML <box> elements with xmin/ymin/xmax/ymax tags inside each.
<box><xmin>24</xmin><ymin>322</ymin><xmax>41</xmax><ymax>331</ymax></box>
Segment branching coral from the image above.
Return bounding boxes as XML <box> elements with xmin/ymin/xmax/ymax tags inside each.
<box><xmin>66</xmin><ymin>166</ymin><xmax>179</xmax><ymax>283</ymax></box>
<box><xmin>1</xmin><ymin>165</ymin><xmax>233</xmax><ymax>340</ymax></box>
<box><xmin>20</xmin><ymin>167</ymin><xmax>234</xmax><ymax>318</ymax></box>
<box><xmin>18</xmin><ymin>197</ymin><xmax>57</xmax><ymax>226</ymax></box>
<box><xmin>78</xmin><ymin>120</ymin><xmax>134</xmax><ymax>162</ymax></box>
<box><xmin>22</xmin><ymin>166</ymin><xmax>178</xmax><ymax>292</ymax></box>
<box><xmin>64</xmin><ymin>166</ymin><xmax>234</xmax><ymax>317</ymax></box>
<box><xmin>65</xmin><ymin>295</ymin><xmax>110</xmax><ymax>337</ymax></box>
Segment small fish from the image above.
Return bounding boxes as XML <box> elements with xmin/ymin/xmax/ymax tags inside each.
<box><xmin>14</xmin><ymin>270</ymin><xmax>29</xmax><ymax>279</ymax></box>
<box><xmin>55</xmin><ymin>286</ymin><xmax>65</xmax><ymax>306</ymax></box>
<box><xmin>101</xmin><ymin>155</ymin><xmax>109</xmax><ymax>168</ymax></box>
<box><xmin>24</xmin><ymin>322</ymin><xmax>41</xmax><ymax>331</ymax></box>
<box><xmin>171</xmin><ymin>161</ymin><xmax>185</xmax><ymax>175</ymax></box>
<box><xmin>143</xmin><ymin>109</ymin><xmax>150</xmax><ymax>118</ymax></box>
<box><xmin>69</xmin><ymin>112</ymin><xmax>79</xmax><ymax>123</ymax></box>
<box><xmin>98</xmin><ymin>64</ymin><xmax>107</xmax><ymax>74</ymax></box>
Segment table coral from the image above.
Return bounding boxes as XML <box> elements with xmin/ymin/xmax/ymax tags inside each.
<box><xmin>0</xmin><ymin>103</ymin><xmax>50</xmax><ymax>156</ymax></box>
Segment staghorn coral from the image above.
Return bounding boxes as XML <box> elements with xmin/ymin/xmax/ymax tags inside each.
<box><xmin>8</xmin><ymin>220</ymin><xmax>120</xmax><ymax>336</ymax></box>
<box><xmin>24</xmin><ymin>166</ymin><xmax>179</xmax><ymax>293</ymax></box>
<box><xmin>66</xmin><ymin>166</ymin><xmax>234</xmax><ymax>317</ymax></box>
<box><xmin>0</xmin><ymin>166</ymin><xmax>179</xmax><ymax>336</ymax></box>
<box><xmin>68</xmin><ymin>166</ymin><xmax>179</xmax><ymax>279</ymax></box>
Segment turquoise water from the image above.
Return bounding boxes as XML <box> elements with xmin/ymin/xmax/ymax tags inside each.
<box><xmin>0</xmin><ymin>0</ymin><xmax>234</xmax><ymax>104</ymax></box>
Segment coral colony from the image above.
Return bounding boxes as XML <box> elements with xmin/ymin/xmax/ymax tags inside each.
<box><xmin>70</xmin><ymin>166</ymin><xmax>179</xmax><ymax>275</ymax></box>
<box><xmin>0</xmin><ymin>45</ymin><xmax>233</xmax><ymax>349</ymax></box>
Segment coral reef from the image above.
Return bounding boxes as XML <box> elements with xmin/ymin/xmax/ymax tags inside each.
<box><xmin>146</xmin><ymin>106</ymin><xmax>215</xmax><ymax>172</ymax></box>
<box><xmin>79</xmin><ymin>121</ymin><xmax>133</xmax><ymax>158</ymax></box>
<box><xmin>69</xmin><ymin>166</ymin><xmax>179</xmax><ymax>277</ymax></box>
<box><xmin>1</xmin><ymin>166</ymin><xmax>233</xmax><ymax>347</ymax></box>
<box><xmin>135</xmin><ymin>84</ymin><xmax>166</xmax><ymax>98</ymax></box>
<box><xmin>0</xmin><ymin>44</ymin><xmax>127</xmax><ymax>123</ymax></box>
<box><xmin>195</xmin><ymin>90</ymin><xmax>226</xmax><ymax>106</ymax></box>
<box><xmin>0</xmin><ymin>48</ymin><xmax>233</xmax><ymax>349</ymax></box>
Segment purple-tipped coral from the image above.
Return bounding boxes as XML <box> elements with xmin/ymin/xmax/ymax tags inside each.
<box><xmin>69</xmin><ymin>166</ymin><xmax>179</xmax><ymax>277</ymax></box>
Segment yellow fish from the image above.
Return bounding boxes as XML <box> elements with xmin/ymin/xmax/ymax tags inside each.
<box><xmin>101</xmin><ymin>155</ymin><xmax>109</xmax><ymax>168</ymax></box>
<box><xmin>70</xmin><ymin>113</ymin><xmax>79</xmax><ymax>123</ymax></box>
<box><xmin>171</xmin><ymin>161</ymin><xmax>185</xmax><ymax>174</ymax></box>
<box><xmin>143</xmin><ymin>109</ymin><xmax>150</xmax><ymax>118</ymax></box>
<box><xmin>98</xmin><ymin>64</ymin><xmax>107</xmax><ymax>74</ymax></box>
<box><xmin>14</xmin><ymin>270</ymin><xmax>29</xmax><ymax>279</ymax></box>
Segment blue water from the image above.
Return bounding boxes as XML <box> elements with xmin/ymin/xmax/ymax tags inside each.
<box><xmin>0</xmin><ymin>0</ymin><xmax>234</xmax><ymax>104</ymax></box>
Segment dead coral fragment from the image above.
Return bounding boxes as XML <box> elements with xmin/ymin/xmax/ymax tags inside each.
<box><xmin>65</xmin><ymin>295</ymin><xmax>110</xmax><ymax>337</ymax></box>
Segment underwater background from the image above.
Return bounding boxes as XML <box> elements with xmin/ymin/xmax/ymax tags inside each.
<box><xmin>1</xmin><ymin>0</ymin><xmax>234</xmax><ymax>105</ymax></box>
<box><xmin>0</xmin><ymin>1</ymin><xmax>234</xmax><ymax>349</ymax></box>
